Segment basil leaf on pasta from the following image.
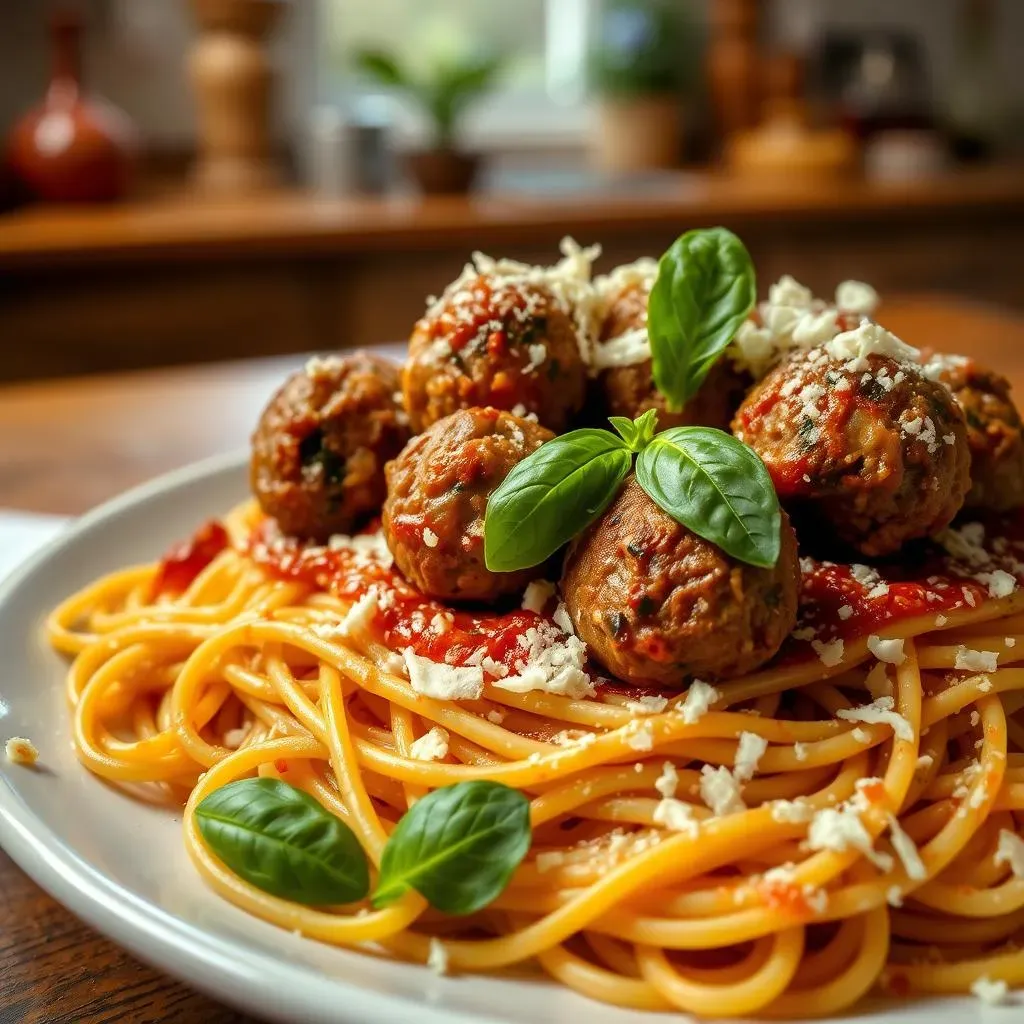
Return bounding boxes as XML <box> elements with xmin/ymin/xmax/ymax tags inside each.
<box><xmin>484</xmin><ymin>429</ymin><xmax>632</xmax><ymax>572</ymax></box>
<box><xmin>648</xmin><ymin>227</ymin><xmax>755</xmax><ymax>412</ymax></box>
<box><xmin>373</xmin><ymin>781</ymin><xmax>531</xmax><ymax>915</ymax></box>
<box><xmin>636</xmin><ymin>426</ymin><xmax>781</xmax><ymax>568</ymax></box>
<box><xmin>609</xmin><ymin>408</ymin><xmax>659</xmax><ymax>452</ymax></box>
<box><xmin>195</xmin><ymin>778</ymin><xmax>369</xmax><ymax>905</ymax></box>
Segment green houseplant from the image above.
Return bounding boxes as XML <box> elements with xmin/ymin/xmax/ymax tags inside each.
<box><xmin>589</xmin><ymin>0</ymin><xmax>700</xmax><ymax>172</ymax></box>
<box><xmin>354</xmin><ymin>49</ymin><xmax>501</xmax><ymax>194</ymax></box>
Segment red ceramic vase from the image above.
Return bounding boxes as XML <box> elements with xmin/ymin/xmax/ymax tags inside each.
<box><xmin>6</xmin><ymin>12</ymin><xmax>137</xmax><ymax>203</ymax></box>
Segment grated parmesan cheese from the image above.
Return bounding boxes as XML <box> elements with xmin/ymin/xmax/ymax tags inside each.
<box><xmin>733</xmin><ymin>732</ymin><xmax>768</xmax><ymax>782</ymax></box>
<box><xmin>807</xmin><ymin>804</ymin><xmax>894</xmax><ymax>871</ymax></box>
<box><xmin>994</xmin><ymin>829</ymin><xmax>1024</xmax><ymax>879</ymax></box>
<box><xmin>836</xmin><ymin>695</ymin><xmax>913</xmax><ymax>742</ymax></box>
<box><xmin>679</xmin><ymin>680</ymin><xmax>719</xmax><ymax>724</ymax></box>
<box><xmin>824</xmin><ymin>321</ymin><xmax>920</xmax><ymax>367</ymax></box>
<box><xmin>836</xmin><ymin>280</ymin><xmax>879</xmax><ymax>315</ymax></box>
<box><xmin>976</xmin><ymin>569</ymin><xmax>1017</xmax><ymax>599</ymax></box>
<box><xmin>955</xmin><ymin>646</ymin><xmax>999</xmax><ymax>673</ymax></box>
<box><xmin>552</xmin><ymin>602</ymin><xmax>575</xmax><ymax>636</ymax></box>
<box><xmin>970</xmin><ymin>976</ymin><xmax>1010</xmax><ymax>1005</ymax></box>
<box><xmin>427</xmin><ymin>938</ymin><xmax>449</xmax><ymax>975</ymax></box>
<box><xmin>888</xmin><ymin>814</ymin><xmax>927</xmax><ymax>880</ymax></box>
<box><xmin>811</xmin><ymin>638</ymin><xmax>845</xmax><ymax>667</ymax></box>
<box><xmin>521</xmin><ymin>579</ymin><xmax>556</xmax><ymax>613</ymax></box>
<box><xmin>867</xmin><ymin>635</ymin><xmax>906</xmax><ymax>665</ymax></box>
<box><xmin>409</xmin><ymin>727</ymin><xmax>450</xmax><ymax>762</ymax></box>
<box><xmin>625</xmin><ymin>720</ymin><xmax>654</xmax><ymax>751</ymax></box>
<box><xmin>629</xmin><ymin>695</ymin><xmax>669</xmax><ymax>715</ymax></box>
<box><xmin>655</xmin><ymin>761</ymin><xmax>679</xmax><ymax>798</ymax></box>
<box><xmin>422</xmin><ymin>527</ymin><xmax>439</xmax><ymax>548</ymax></box>
<box><xmin>404</xmin><ymin>651</ymin><xmax>484</xmax><ymax>701</ymax></box>
<box><xmin>653</xmin><ymin>797</ymin><xmax>700</xmax><ymax>836</ymax></box>
<box><xmin>770</xmin><ymin>799</ymin><xmax>814</xmax><ymax>824</ymax></box>
<box><xmin>338</xmin><ymin>589</ymin><xmax>380</xmax><ymax>638</ymax></box>
<box><xmin>492</xmin><ymin>625</ymin><xmax>595</xmax><ymax>699</ymax></box>
<box><xmin>699</xmin><ymin>765</ymin><xmax>746</xmax><ymax>817</ymax></box>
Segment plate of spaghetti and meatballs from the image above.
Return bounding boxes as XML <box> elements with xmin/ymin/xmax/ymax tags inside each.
<box><xmin>0</xmin><ymin>227</ymin><xmax>1022</xmax><ymax>1023</ymax></box>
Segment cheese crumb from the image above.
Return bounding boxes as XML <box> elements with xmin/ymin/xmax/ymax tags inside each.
<box><xmin>535</xmin><ymin>850</ymin><xmax>565</xmax><ymax>873</ymax></box>
<box><xmin>811</xmin><ymin>638</ymin><xmax>845</xmax><ymax>667</ymax></box>
<box><xmin>836</xmin><ymin>695</ymin><xmax>913</xmax><ymax>742</ymax></box>
<box><xmin>955</xmin><ymin>646</ymin><xmax>999</xmax><ymax>673</ymax></box>
<box><xmin>867</xmin><ymin>635</ymin><xmax>906</xmax><ymax>665</ymax></box>
<box><xmin>653</xmin><ymin>797</ymin><xmax>700</xmax><ymax>836</ymax></box>
<box><xmin>886</xmin><ymin>886</ymin><xmax>904</xmax><ymax>907</ymax></box>
<box><xmin>655</xmin><ymin>761</ymin><xmax>679</xmax><ymax>798</ymax></box>
<box><xmin>552</xmin><ymin>602</ymin><xmax>575</xmax><ymax>636</ymax></box>
<box><xmin>485</xmin><ymin>709</ymin><xmax>506</xmax><ymax>725</ymax></box>
<box><xmin>994</xmin><ymin>829</ymin><xmax>1024</xmax><ymax>879</ymax></box>
<box><xmin>977</xmin><ymin>569</ymin><xmax>1017</xmax><ymax>599</ymax></box>
<box><xmin>625</xmin><ymin>720</ymin><xmax>654</xmax><ymax>751</ymax></box>
<box><xmin>679</xmin><ymin>680</ymin><xmax>719</xmax><ymax>724</ymax></box>
<box><xmin>824</xmin><ymin>321</ymin><xmax>920</xmax><ymax>366</ymax></box>
<box><xmin>427</xmin><ymin>938</ymin><xmax>449</xmax><ymax>975</ymax></box>
<box><xmin>836</xmin><ymin>280</ymin><xmax>879</xmax><ymax>315</ymax></box>
<box><xmin>970</xmin><ymin>976</ymin><xmax>1009</xmax><ymax>1005</ymax></box>
<box><xmin>5</xmin><ymin>737</ymin><xmax>38</xmax><ymax>766</ymax></box>
<box><xmin>404</xmin><ymin>651</ymin><xmax>484</xmax><ymax>700</ymax></box>
<box><xmin>422</xmin><ymin>527</ymin><xmax>439</xmax><ymax>548</ymax></box>
<box><xmin>807</xmin><ymin>805</ymin><xmax>894</xmax><ymax>871</ymax></box>
<box><xmin>699</xmin><ymin>765</ymin><xmax>746</xmax><ymax>816</ymax></box>
<box><xmin>521</xmin><ymin>579</ymin><xmax>556</xmax><ymax>613</ymax></box>
<box><xmin>734</xmin><ymin>732</ymin><xmax>768</xmax><ymax>781</ymax></box>
<box><xmin>794</xmin><ymin>742</ymin><xmax>809</xmax><ymax>762</ymax></box>
<box><xmin>888</xmin><ymin>814</ymin><xmax>927</xmax><ymax>880</ymax></box>
<box><xmin>339</xmin><ymin>589</ymin><xmax>380</xmax><ymax>637</ymax></box>
<box><xmin>629</xmin><ymin>695</ymin><xmax>669</xmax><ymax>715</ymax></box>
<box><xmin>770</xmin><ymin>799</ymin><xmax>814</xmax><ymax>823</ymax></box>
<box><xmin>409</xmin><ymin>727</ymin><xmax>450</xmax><ymax>762</ymax></box>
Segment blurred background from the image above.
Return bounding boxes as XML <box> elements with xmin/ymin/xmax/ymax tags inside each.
<box><xmin>0</xmin><ymin>0</ymin><xmax>1022</xmax><ymax>383</ymax></box>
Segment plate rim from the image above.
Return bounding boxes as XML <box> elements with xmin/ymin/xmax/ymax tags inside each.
<box><xmin>0</xmin><ymin>449</ymin><xmax>508</xmax><ymax>1024</ymax></box>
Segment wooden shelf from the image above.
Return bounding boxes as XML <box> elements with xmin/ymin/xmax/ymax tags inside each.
<box><xmin>1</xmin><ymin>165</ymin><xmax>1023</xmax><ymax>268</ymax></box>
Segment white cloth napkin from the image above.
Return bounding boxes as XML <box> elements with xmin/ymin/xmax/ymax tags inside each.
<box><xmin>0</xmin><ymin>510</ymin><xmax>70</xmax><ymax>583</ymax></box>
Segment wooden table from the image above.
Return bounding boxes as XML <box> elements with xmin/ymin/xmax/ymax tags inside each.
<box><xmin>1</xmin><ymin>298</ymin><xmax>1024</xmax><ymax>1022</ymax></box>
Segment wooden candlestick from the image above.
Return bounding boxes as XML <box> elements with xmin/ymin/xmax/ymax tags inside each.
<box><xmin>187</xmin><ymin>0</ymin><xmax>286</xmax><ymax>194</ymax></box>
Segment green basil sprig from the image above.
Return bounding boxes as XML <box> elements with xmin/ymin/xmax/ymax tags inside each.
<box><xmin>374</xmin><ymin>780</ymin><xmax>531</xmax><ymax>915</ymax></box>
<box><xmin>636</xmin><ymin>426</ymin><xmax>780</xmax><ymax>568</ymax></box>
<box><xmin>484</xmin><ymin>428</ymin><xmax>632</xmax><ymax>572</ymax></box>
<box><xmin>484</xmin><ymin>413</ymin><xmax>781</xmax><ymax>570</ymax></box>
<box><xmin>648</xmin><ymin>227</ymin><xmax>756</xmax><ymax>412</ymax></box>
<box><xmin>195</xmin><ymin>778</ymin><xmax>532</xmax><ymax>916</ymax></box>
<box><xmin>195</xmin><ymin>777</ymin><xmax>370</xmax><ymax>905</ymax></box>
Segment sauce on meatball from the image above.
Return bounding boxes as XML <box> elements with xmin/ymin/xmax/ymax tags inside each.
<box><xmin>561</xmin><ymin>477</ymin><xmax>800</xmax><ymax>685</ymax></box>
<box><xmin>251</xmin><ymin>353</ymin><xmax>410</xmax><ymax>542</ymax></box>
<box><xmin>403</xmin><ymin>270</ymin><xmax>588</xmax><ymax>433</ymax></box>
<box><xmin>383</xmin><ymin>407</ymin><xmax>553</xmax><ymax>602</ymax></box>
<box><xmin>733</xmin><ymin>348</ymin><xmax>970</xmax><ymax>557</ymax></box>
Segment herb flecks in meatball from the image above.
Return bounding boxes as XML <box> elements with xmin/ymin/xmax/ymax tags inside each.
<box><xmin>592</xmin><ymin>272</ymin><xmax>749</xmax><ymax>432</ymax></box>
<box><xmin>383</xmin><ymin>407</ymin><xmax>553</xmax><ymax>602</ymax></box>
<box><xmin>251</xmin><ymin>353</ymin><xmax>410</xmax><ymax>542</ymax></box>
<box><xmin>403</xmin><ymin>256</ymin><xmax>589</xmax><ymax>433</ymax></box>
<box><xmin>561</xmin><ymin>478</ymin><xmax>800</xmax><ymax>686</ymax></box>
<box><xmin>922</xmin><ymin>354</ymin><xmax>1024</xmax><ymax>513</ymax></box>
<box><xmin>733</xmin><ymin>340</ymin><xmax>971</xmax><ymax>557</ymax></box>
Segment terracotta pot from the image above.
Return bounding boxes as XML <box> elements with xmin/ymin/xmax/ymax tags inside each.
<box><xmin>593</xmin><ymin>95</ymin><xmax>684</xmax><ymax>173</ymax></box>
<box><xmin>404</xmin><ymin>149</ymin><xmax>480</xmax><ymax>194</ymax></box>
<box><xmin>6</xmin><ymin>12</ymin><xmax>136</xmax><ymax>203</ymax></box>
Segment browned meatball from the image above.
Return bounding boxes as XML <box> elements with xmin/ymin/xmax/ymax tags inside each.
<box><xmin>562</xmin><ymin>478</ymin><xmax>799</xmax><ymax>685</ymax></box>
<box><xmin>383</xmin><ymin>407</ymin><xmax>553</xmax><ymax>602</ymax></box>
<box><xmin>594</xmin><ymin>279</ymin><xmax>749</xmax><ymax>431</ymax></box>
<box><xmin>251</xmin><ymin>353</ymin><xmax>410</xmax><ymax>541</ymax></box>
<box><xmin>733</xmin><ymin>348</ymin><xmax>971</xmax><ymax>557</ymax></box>
<box><xmin>403</xmin><ymin>273</ymin><xmax>587</xmax><ymax>434</ymax></box>
<box><xmin>922</xmin><ymin>354</ymin><xmax>1024</xmax><ymax>512</ymax></box>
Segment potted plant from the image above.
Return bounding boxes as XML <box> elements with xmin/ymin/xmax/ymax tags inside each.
<box><xmin>589</xmin><ymin>0</ymin><xmax>700</xmax><ymax>173</ymax></box>
<box><xmin>354</xmin><ymin>48</ymin><xmax>501</xmax><ymax>194</ymax></box>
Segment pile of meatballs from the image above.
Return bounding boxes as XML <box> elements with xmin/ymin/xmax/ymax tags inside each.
<box><xmin>250</xmin><ymin>253</ymin><xmax>1024</xmax><ymax>689</ymax></box>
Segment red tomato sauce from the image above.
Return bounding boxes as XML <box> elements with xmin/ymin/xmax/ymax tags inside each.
<box><xmin>150</xmin><ymin>510</ymin><xmax>1024</xmax><ymax>680</ymax></box>
<box><xmin>152</xmin><ymin>520</ymin><xmax>229</xmax><ymax>596</ymax></box>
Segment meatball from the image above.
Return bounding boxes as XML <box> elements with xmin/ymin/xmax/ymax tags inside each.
<box><xmin>403</xmin><ymin>273</ymin><xmax>587</xmax><ymax>433</ymax></box>
<box><xmin>251</xmin><ymin>353</ymin><xmax>410</xmax><ymax>541</ymax></box>
<box><xmin>561</xmin><ymin>478</ymin><xmax>800</xmax><ymax>685</ymax></box>
<box><xmin>732</xmin><ymin>348</ymin><xmax>971</xmax><ymax>557</ymax></box>
<box><xmin>383</xmin><ymin>407</ymin><xmax>553</xmax><ymax>602</ymax></box>
<box><xmin>923</xmin><ymin>354</ymin><xmax>1024</xmax><ymax>512</ymax></box>
<box><xmin>594</xmin><ymin>279</ymin><xmax>749</xmax><ymax>431</ymax></box>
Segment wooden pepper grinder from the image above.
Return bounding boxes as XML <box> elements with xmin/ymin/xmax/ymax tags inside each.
<box><xmin>187</xmin><ymin>0</ymin><xmax>286</xmax><ymax>193</ymax></box>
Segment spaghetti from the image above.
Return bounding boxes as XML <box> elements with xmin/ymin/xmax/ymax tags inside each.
<box><xmin>48</xmin><ymin>500</ymin><xmax>1024</xmax><ymax>1017</ymax></box>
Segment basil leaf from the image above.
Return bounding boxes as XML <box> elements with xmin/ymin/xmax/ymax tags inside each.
<box><xmin>373</xmin><ymin>781</ymin><xmax>530</xmax><ymax>915</ymax></box>
<box><xmin>484</xmin><ymin>429</ymin><xmax>631</xmax><ymax>571</ymax></box>
<box><xmin>195</xmin><ymin>778</ymin><xmax>369</xmax><ymax>905</ymax></box>
<box><xmin>635</xmin><ymin>426</ymin><xmax>781</xmax><ymax>568</ymax></box>
<box><xmin>648</xmin><ymin>227</ymin><xmax>756</xmax><ymax>412</ymax></box>
<box><xmin>609</xmin><ymin>408</ymin><xmax>659</xmax><ymax>452</ymax></box>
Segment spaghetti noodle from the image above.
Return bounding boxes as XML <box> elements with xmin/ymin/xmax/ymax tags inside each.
<box><xmin>48</xmin><ymin>500</ymin><xmax>1024</xmax><ymax>1017</ymax></box>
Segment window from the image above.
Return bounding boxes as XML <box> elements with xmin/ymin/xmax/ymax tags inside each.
<box><xmin>320</xmin><ymin>0</ymin><xmax>595</xmax><ymax>148</ymax></box>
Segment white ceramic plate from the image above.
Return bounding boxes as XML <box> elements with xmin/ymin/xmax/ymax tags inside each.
<box><xmin>0</xmin><ymin>452</ymin><xmax>1007</xmax><ymax>1023</ymax></box>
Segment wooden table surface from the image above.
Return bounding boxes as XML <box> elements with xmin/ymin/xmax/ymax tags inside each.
<box><xmin>2</xmin><ymin>297</ymin><xmax>1024</xmax><ymax>1023</ymax></box>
